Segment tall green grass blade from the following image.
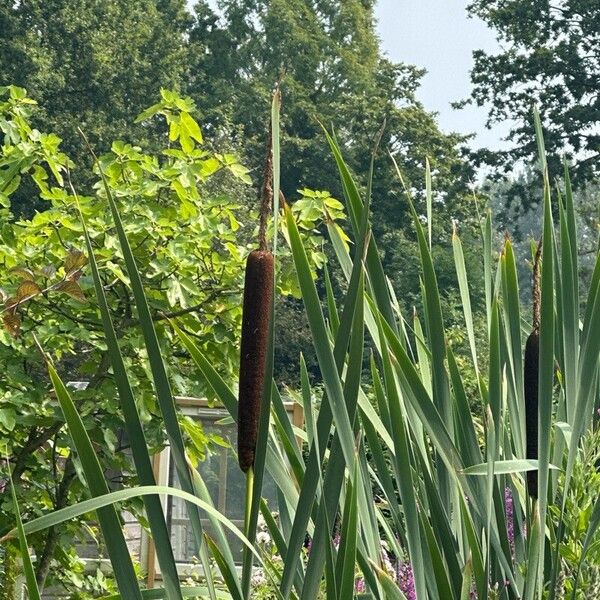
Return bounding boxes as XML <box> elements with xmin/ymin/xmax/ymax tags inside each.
<box><xmin>500</xmin><ymin>239</ymin><xmax>525</xmax><ymax>458</ymax></box>
<box><xmin>335</xmin><ymin>462</ymin><xmax>359</xmax><ymax>600</ymax></box>
<box><xmin>557</xmin><ymin>182</ymin><xmax>579</xmax><ymax>424</ymax></box>
<box><xmin>5</xmin><ymin>485</ymin><xmax>265</xmax><ymax>564</ymax></box>
<box><xmin>419</xmin><ymin>509</ymin><xmax>453</xmax><ymax>599</ymax></box>
<box><xmin>323</xmin><ymin>127</ymin><xmax>397</xmax><ymax>333</ymax></box>
<box><xmin>407</xmin><ymin>190</ymin><xmax>453</xmax><ymax>509</ymax></box>
<box><xmin>460</xmin><ymin>557</ymin><xmax>473</xmax><ymax>600</ymax></box>
<box><xmin>188</xmin><ymin>459</ymin><xmax>241</xmax><ymax>593</ymax></box>
<box><xmin>80</xmin><ymin>130</ymin><xmax>216</xmax><ymax>597</ymax></box>
<box><xmin>102</xmin><ymin>588</ymin><xmax>232</xmax><ymax>599</ymax></box>
<box><xmin>524</xmin><ymin>507</ymin><xmax>542</xmax><ymax>600</ymax></box>
<box><xmin>447</xmin><ymin>346</ymin><xmax>482</xmax><ymax>467</ymax></box>
<box><xmin>533</xmin><ymin>109</ymin><xmax>555</xmax><ymax>600</ymax></box>
<box><xmin>279</xmin><ymin>195</ymin><xmax>368</xmax><ymax>597</ymax></box>
<box><xmin>369</xmin><ymin>560</ymin><xmax>408</xmax><ymax>600</ymax></box>
<box><xmin>536</xmin><ymin>180</ymin><xmax>555</xmax><ymax>592</ymax></box>
<box><xmin>462</xmin><ymin>460</ymin><xmax>557</xmax><ymax>476</ymax></box>
<box><xmin>452</xmin><ymin>227</ymin><xmax>479</xmax><ymax>377</ymax></box>
<box><xmin>297</xmin><ymin>268</ymin><xmax>365</xmax><ymax>600</ymax></box>
<box><xmin>459</xmin><ymin>497</ymin><xmax>486</xmax><ymax>599</ymax></box>
<box><xmin>8</xmin><ymin>466</ymin><xmax>41</xmax><ymax>600</ymax></box>
<box><xmin>375</xmin><ymin>311</ymin><xmax>427</xmax><ymax>599</ymax></box>
<box><xmin>70</xmin><ymin>187</ymin><xmax>183</xmax><ymax>600</ymax></box>
<box><xmin>324</xmin><ymin>263</ymin><xmax>340</xmax><ymax>335</ymax></box>
<box><xmin>205</xmin><ymin>535</ymin><xmax>243</xmax><ymax>600</ymax></box>
<box><xmin>482</xmin><ymin>210</ymin><xmax>494</xmax><ymax>331</ymax></box>
<box><xmin>425</xmin><ymin>157</ymin><xmax>432</xmax><ymax>249</ymax></box>
<box><xmin>41</xmin><ymin>355</ymin><xmax>143</xmax><ymax>600</ymax></box>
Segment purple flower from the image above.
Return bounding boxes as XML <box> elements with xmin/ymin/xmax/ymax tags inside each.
<box><xmin>355</xmin><ymin>578</ymin><xmax>366</xmax><ymax>592</ymax></box>
<box><xmin>333</xmin><ymin>532</ymin><xmax>341</xmax><ymax>550</ymax></box>
<box><xmin>504</xmin><ymin>487</ymin><xmax>515</xmax><ymax>558</ymax></box>
<box><xmin>396</xmin><ymin>561</ymin><xmax>416</xmax><ymax>600</ymax></box>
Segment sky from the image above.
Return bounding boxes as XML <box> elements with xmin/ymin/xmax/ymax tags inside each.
<box><xmin>374</xmin><ymin>0</ymin><xmax>511</xmax><ymax>150</ymax></box>
<box><xmin>197</xmin><ymin>0</ymin><xmax>511</xmax><ymax>151</ymax></box>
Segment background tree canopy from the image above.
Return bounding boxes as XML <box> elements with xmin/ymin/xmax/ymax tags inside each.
<box><xmin>464</xmin><ymin>0</ymin><xmax>600</xmax><ymax>182</ymax></box>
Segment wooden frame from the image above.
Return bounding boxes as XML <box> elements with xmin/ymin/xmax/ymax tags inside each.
<box><xmin>142</xmin><ymin>396</ymin><xmax>304</xmax><ymax>588</ymax></box>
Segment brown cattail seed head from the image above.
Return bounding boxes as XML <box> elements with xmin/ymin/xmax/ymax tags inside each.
<box><xmin>238</xmin><ymin>249</ymin><xmax>274</xmax><ymax>472</ymax></box>
<box><xmin>524</xmin><ymin>328</ymin><xmax>539</xmax><ymax>498</ymax></box>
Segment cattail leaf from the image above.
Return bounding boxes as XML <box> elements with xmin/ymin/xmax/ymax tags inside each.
<box><xmin>298</xmin><ymin>267</ymin><xmax>365</xmax><ymax>600</ymax></box>
<box><xmin>4</xmin><ymin>485</ymin><xmax>268</xmax><ymax>569</ymax></box>
<box><xmin>425</xmin><ymin>156</ymin><xmax>432</xmax><ymax>249</ymax></box>
<box><xmin>7</xmin><ymin>466</ymin><xmax>41</xmax><ymax>600</ymax></box>
<box><xmin>335</xmin><ymin>461</ymin><xmax>359</xmax><ymax>600</ymax></box>
<box><xmin>558</xmin><ymin>192</ymin><xmax>579</xmax><ymax>424</ymax></box>
<box><xmin>72</xmin><ymin>191</ymin><xmax>184</xmax><ymax>600</ymax></box>
<box><xmin>41</xmin><ymin>355</ymin><xmax>143</xmax><ymax>599</ymax></box>
<box><xmin>417</xmin><ymin>450</ymin><xmax>463</xmax><ymax>597</ymax></box>
<box><xmin>204</xmin><ymin>535</ymin><xmax>243</xmax><ymax>600</ymax></box>
<box><xmin>459</xmin><ymin>496</ymin><xmax>486</xmax><ymax>600</ymax></box>
<box><xmin>419</xmin><ymin>507</ymin><xmax>454</xmax><ymax>599</ymax></box>
<box><xmin>447</xmin><ymin>346</ymin><xmax>482</xmax><ymax>467</ymax></box>
<box><xmin>523</xmin><ymin>506</ymin><xmax>542</xmax><ymax>600</ymax></box>
<box><xmin>374</xmin><ymin>307</ymin><xmax>427</xmax><ymax>599</ymax></box>
<box><xmin>81</xmin><ymin>133</ymin><xmax>217</xmax><ymax>599</ymax></box>
<box><xmin>460</xmin><ymin>556</ymin><xmax>473</xmax><ymax>600</ymax></box>
<box><xmin>368</xmin><ymin>559</ymin><xmax>408</xmax><ymax>600</ymax></box>
<box><xmin>323</xmin><ymin>262</ymin><xmax>340</xmax><ymax>335</ymax></box>
<box><xmin>102</xmin><ymin>588</ymin><xmax>232</xmax><ymax>599</ymax></box>
<box><xmin>461</xmin><ymin>459</ymin><xmax>559</xmax><ymax>476</ymax></box>
<box><xmin>323</xmin><ymin>127</ymin><xmax>398</xmax><ymax>334</ymax></box>
<box><xmin>536</xmin><ymin>179</ymin><xmax>555</xmax><ymax>583</ymax></box>
<box><xmin>452</xmin><ymin>229</ymin><xmax>479</xmax><ymax>376</ymax></box>
<box><xmin>280</xmin><ymin>159</ymin><xmax>371</xmax><ymax>599</ymax></box>
<box><xmin>500</xmin><ymin>239</ymin><xmax>526</xmax><ymax>458</ymax></box>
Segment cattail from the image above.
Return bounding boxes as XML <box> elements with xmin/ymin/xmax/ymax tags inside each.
<box><xmin>237</xmin><ymin>249</ymin><xmax>273</xmax><ymax>472</ymax></box>
<box><xmin>524</xmin><ymin>328</ymin><xmax>539</xmax><ymax>497</ymax></box>
<box><xmin>237</xmin><ymin>118</ymin><xmax>275</xmax><ymax>473</ymax></box>
<box><xmin>524</xmin><ymin>240</ymin><xmax>542</xmax><ymax>498</ymax></box>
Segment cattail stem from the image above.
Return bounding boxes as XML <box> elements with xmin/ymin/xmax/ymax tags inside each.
<box><xmin>257</xmin><ymin>124</ymin><xmax>273</xmax><ymax>252</ymax></box>
<box><xmin>243</xmin><ymin>467</ymin><xmax>254</xmax><ymax>537</ymax></box>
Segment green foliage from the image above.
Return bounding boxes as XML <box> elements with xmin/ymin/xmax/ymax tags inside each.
<box><xmin>551</xmin><ymin>426</ymin><xmax>600</xmax><ymax>598</ymax></box>
<box><xmin>464</xmin><ymin>0</ymin><xmax>600</xmax><ymax>181</ymax></box>
<box><xmin>188</xmin><ymin>0</ymin><xmax>479</xmax><ymax>285</ymax></box>
<box><xmin>0</xmin><ymin>0</ymin><xmax>191</xmax><ymax>197</ymax></box>
<box><xmin>0</xmin><ymin>86</ymin><xmax>338</xmax><ymax>595</ymax></box>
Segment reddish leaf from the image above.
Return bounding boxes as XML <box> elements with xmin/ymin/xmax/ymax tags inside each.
<box><xmin>16</xmin><ymin>280</ymin><xmax>42</xmax><ymax>301</ymax></box>
<box><xmin>56</xmin><ymin>279</ymin><xmax>87</xmax><ymax>302</ymax></box>
<box><xmin>64</xmin><ymin>249</ymin><xmax>88</xmax><ymax>280</ymax></box>
<box><xmin>3</xmin><ymin>312</ymin><xmax>20</xmax><ymax>337</ymax></box>
<box><xmin>10</xmin><ymin>267</ymin><xmax>35</xmax><ymax>281</ymax></box>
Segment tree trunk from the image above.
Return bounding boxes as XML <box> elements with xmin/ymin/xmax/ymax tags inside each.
<box><xmin>35</xmin><ymin>456</ymin><xmax>76</xmax><ymax>591</ymax></box>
